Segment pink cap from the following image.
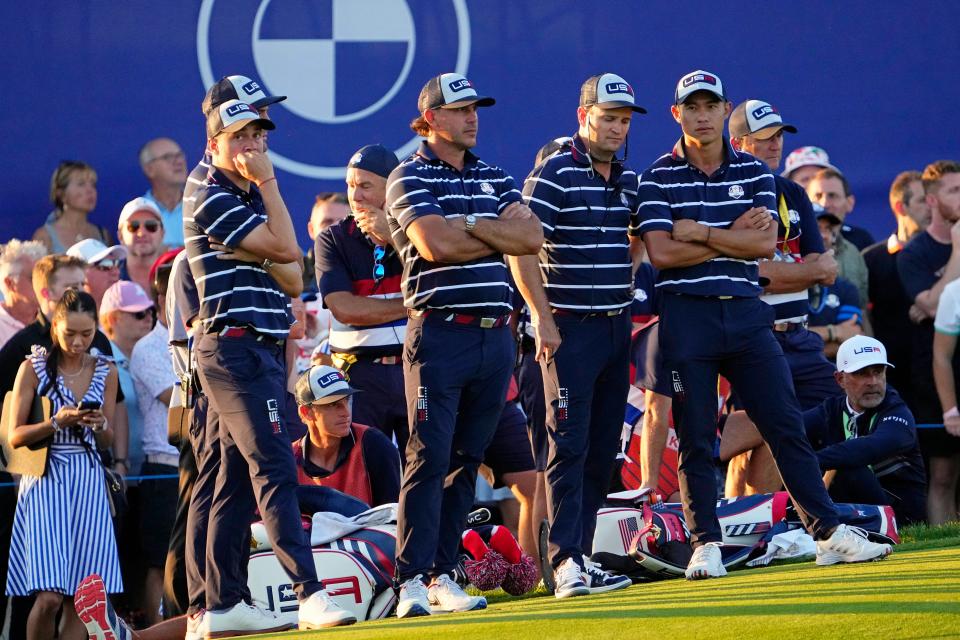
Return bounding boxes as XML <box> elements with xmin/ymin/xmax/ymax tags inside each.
<box><xmin>100</xmin><ymin>280</ymin><xmax>153</xmax><ymax>316</ymax></box>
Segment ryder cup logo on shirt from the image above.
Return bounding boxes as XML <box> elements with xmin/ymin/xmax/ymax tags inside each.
<box><xmin>480</xmin><ymin>181</ymin><xmax>495</xmax><ymax>195</ymax></box>
<box><xmin>197</xmin><ymin>0</ymin><xmax>474</xmax><ymax>179</ymax></box>
<box><xmin>728</xmin><ymin>185</ymin><xmax>745</xmax><ymax>199</ymax></box>
<box><xmin>826</xmin><ymin>294</ymin><xmax>840</xmax><ymax>308</ymax></box>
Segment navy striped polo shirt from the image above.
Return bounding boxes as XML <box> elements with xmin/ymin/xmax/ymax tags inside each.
<box><xmin>761</xmin><ymin>175</ymin><xmax>825</xmax><ymax>322</ymax></box>
<box><xmin>184</xmin><ymin>166</ymin><xmax>293</xmax><ymax>337</ymax></box>
<box><xmin>636</xmin><ymin>138</ymin><xmax>777</xmax><ymax>297</ymax></box>
<box><xmin>315</xmin><ymin>217</ymin><xmax>405</xmax><ymax>357</ymax></box>
<box><xmin>522</xmin><ymin>135</ymin><xmax>639</xmax><ymax>312</ymax></box>
<box><xmin>385</xmin><ymin>141</ymin><xmax>522</xmax><ymax>316</ymax></box>
<box><xmin>181</xmin><ymin>153</ymin><xmax>211</xmax><ymax>224</ymax></box>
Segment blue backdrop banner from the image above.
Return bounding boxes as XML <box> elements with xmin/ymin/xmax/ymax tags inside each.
<box><xmin>4</xmin><ymin>1</ymin><xmax>958</xmax><ymax>247</ymax></box>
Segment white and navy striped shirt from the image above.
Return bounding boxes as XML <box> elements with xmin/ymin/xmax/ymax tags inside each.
<box><xmin>636</xmin><ymin>139</ymin><xmax>777</xmax><ymax>298</ymax></box>
<box><xmin>522</xmin><ymin>135</ymin><xmax>638</xmax><ymax>312</ymax></box>
<box><xmin>385</xmin><ymin>141</ymin><xmax>522</xmax><ymax>316</ymax></box>
<box><xmin>184</xmin><ymin>166</ymin><xmax>293</xmax><ymax>336</ymax></box>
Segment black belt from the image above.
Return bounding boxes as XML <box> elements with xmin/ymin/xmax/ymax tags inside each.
<box><xmin>552</xmin><ymin>307</ymin><xmax>626</xmax><ymax>318</ymax></box>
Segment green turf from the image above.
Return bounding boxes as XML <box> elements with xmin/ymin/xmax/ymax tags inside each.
<box><xmin>250</xmin><ymin>537</ymin><xmax>960</xmax><ymax>640</ymax></box>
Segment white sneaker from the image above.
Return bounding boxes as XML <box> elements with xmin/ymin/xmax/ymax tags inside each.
<box><xmin>427</xmin><ymin>574</ymin><xmax>487</xmax><ymax>613</ymax></box>
<box><xmin>298</xmin><ymin>589</ymin><xmax>357</xmax><ymax>629</ymax></box>
<box><xmin>396</xmin><ymin>575</ymin><xmax>432</xmax><ymax>618</ymax></box>
<box><xmin>582</xmin><ymin>556</ymin><xmax>632</xmax><ymax>594</ymax></box>
<box><xmin>185</xmin><ymin>609</ymin><xmax>205</xmax><ymax>640</ymax></box>
<box><xmin>73</xmin><ymin>574</ymin><xmax>133</xmax><ymax>640</ymax></box>
<box><xmin>816</xmin><ymin>524</ymin><xmax>893</xmax><ymax>566</ymax></box>
<box><xmin>204</xmin><ymin>601</ymin><xmax>294</xmax><ymax>638</ymax></box>
<box><xmin>685</xmin><ymin>542</ymin><xmax>727</xmax><ymax>580</ymax></box>
<box><xmin>553</xmin><ymin>557</ymin><xmax>589</xmax><ymax>599</ymax></box>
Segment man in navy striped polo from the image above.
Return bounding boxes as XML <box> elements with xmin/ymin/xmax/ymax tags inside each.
<box><xmin>722</xmin><ymin>100</ymin><xmax>844</xmax><ymax>495</ymax></box>
<box><xmin>636</xmin><ymin>70</ymin><xmax>892</xmax><ymax>580</ymax></box>
<box><xmin>185</xmin><ymin>101</ymin><xmax>356</xmax><ymax>635</ymax></box>
<box><xmin>315</xmin><ymin>144</ymin><xmax>409</xmax><ymax>449</ymax></box>
<box><xmin>386</xmin><ymin>73</ymin><xmax>543</xmax><ymax>617</ymax></box>
<box><xmin>183</xmin><ymin>75</ymin><xmax>286</xmax><ymax>224</ymax></box>
<box><xmin>179</xmin><ymin>75</ymin><xmax>302</xmax><ymax>640</ymax></box>
<box><xmin>512</xmin><ymin>73</ymin><xmax>642</xmax><ymax>598</ymax></box>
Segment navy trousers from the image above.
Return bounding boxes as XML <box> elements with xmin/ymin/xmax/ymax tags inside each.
<box><xmin>195</xmin><ymin>333</ymin><xmax>320</xmax><ymax>610</ymax></box>
<box><xmin>659</xmin><ymin>295</ymin><xmax>840</xmax><ymax>544</ymax></box>
<box><xmin>395</xmin><ymin>317</ymin><xmax>513</xmax><ymax>581</ymax></box>
<box><xmin>542</xmin><ymin>312</ymin><xmax>631</xmax><ymax>569</ymax></box>
<box><xmin>348</xmin><ymin>359</ymin><xmax>409</xmax><ymax>455</ymax></box>
<box><xmin>776</xmin><ymin>326</ymin><xmax>842</xmax><ymax>410</ymax></box>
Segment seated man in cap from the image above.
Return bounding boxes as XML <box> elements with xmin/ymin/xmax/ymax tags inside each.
<box><xmin>67</xmin><ymin>238</ymin><xmax>126</xmax><ymax>308</ymax></box>
<box><xmin>720</xmin><ymin>336</ymin><xmax>926</xmax><ymax>526</ymax></box>
<box><xmin>292</xmin><ymin>365</ymin><xmax>401</xmax><ymax>508</ymax></box>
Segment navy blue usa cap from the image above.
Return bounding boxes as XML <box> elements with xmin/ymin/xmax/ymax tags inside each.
<box><xmin>418</xmin><ymin>73</ymin><xmax>495</xmax><ymax>112</ymax></box>
<box><xmin>580</xmin><ymin>73</ymin><xmax>646</xmax><ymax>113</ymax></box>
<box><xmin>347</xmin><ymin>144</ymin><xmax>400</xmax><ymax>179</ymax></box>
<box><xmin>202</xmin><ymin>75</ymin><xmax>287</xmax><ymax>115</ymax></box>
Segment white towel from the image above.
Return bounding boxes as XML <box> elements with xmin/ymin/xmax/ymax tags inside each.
<box><xmin>310</xmin><ymin>503</ymin><xmax>398</xmax><ymax>546</ymax></box>
<box><xmin>746</xmin><ymin>529</ymin><xmax>816</xmax><ymax>567</ymax></box>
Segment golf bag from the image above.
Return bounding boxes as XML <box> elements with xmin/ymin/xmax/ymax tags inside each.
<box><xmin>589</xmin><ymin>489</ymin><xmax>899</xmax><ymax>581</ymax></box>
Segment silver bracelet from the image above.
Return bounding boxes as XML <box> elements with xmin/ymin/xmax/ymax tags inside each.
<box><xmin>50</xmin><ymin>417</ymin><xmax>61</xmax><ymax>432</ymax></box>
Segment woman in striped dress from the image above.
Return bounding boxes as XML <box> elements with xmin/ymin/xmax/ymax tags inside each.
<box><xmin>5</xmin><ymin>289</ymin><xmax>121</xmax><ymax>640</ymax></box>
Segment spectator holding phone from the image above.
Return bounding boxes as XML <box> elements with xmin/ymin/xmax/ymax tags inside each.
<box><xmin>6</xmin><ymin>288</ymin><xmax>121</xmax><ymax>639</ymax></box>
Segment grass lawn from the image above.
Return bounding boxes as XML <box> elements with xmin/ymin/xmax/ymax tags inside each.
<box><xmin>251</xmin><ymin>524</ymin><xmax>960</xmax><ymax>640</ymax></box>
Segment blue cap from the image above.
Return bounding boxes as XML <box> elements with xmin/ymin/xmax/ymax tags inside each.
<box><xmin>347</xmin><ymin>144</ymin><xmax>400</xmax><ymax>179</ymax></box>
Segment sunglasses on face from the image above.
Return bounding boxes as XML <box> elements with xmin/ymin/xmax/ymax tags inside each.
<box><xmin>372</xmin><ymin>245</ymin><xmax>386</xmax><ymax>282</ymax></box>
<box><xmin>93</xmin><ymin>259</ymin><xmax>119</xmax><ymax>272</ymax></box>
<box><xmin>126</xmin><ymin>220</ymin><xmax>161</xmax><ymax>233</ymax></box>
<box><xmin>126</xmin><ymin>307</ymin><xmax>156</xmax><ymax>320</ymax></box>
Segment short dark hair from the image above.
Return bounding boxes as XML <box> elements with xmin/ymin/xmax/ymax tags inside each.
<box><xmin>922</xmin><ymin>160</ymin><xmax>960</xmax><ymax>194</ymax></box>
<box><xmin>889</xmin><ymin>170</ymin><xmax>923</xmax><ymax>212</ymax></box>
<box><xmin>813</xmin><ymin>168</ymin><xmax>852</xmax><ymax>198</ymax></box>
<box><xmin>314</xmin><ymin>192</ymin><xmax>348</xmax><ymax>207</ymax></box>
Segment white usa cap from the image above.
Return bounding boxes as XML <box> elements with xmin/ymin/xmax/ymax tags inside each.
<box><xmin>580</xmin><ymin>73</ymin><xmax>647</xmax><ymax>113</ymax></box>
<box><xmin>206</xmin><ymin>99</ymin><xmax>277</xmax><ymax>138</ymax></box>
<box><xmin>836</xmin><ymin>336</ymin><xmax>894</xmax><ymax>373</ymax></box>
<box><xmin>675</xmin><ymin>70</ymin><xmax>726</xmax><ymax>105</ymax></box>
<box><xmin>295</xmin><ymin>365</ymin><xmax>360</xmax><ymax>406</ymax></box>
<box><xmin>418</xmin><ymin>73</ymin><xmax>495</xmax><ymax>112</ymax></box>
<box><xmin>729</xmin><ymin>100</ymin><xmax>798</xmax><ymax>139</ymax></box>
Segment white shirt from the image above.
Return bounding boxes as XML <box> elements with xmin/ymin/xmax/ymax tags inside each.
<box><xmin>130</xmin><ymin>322</ymin><xmax>179</xmax><ymax>459</ymax></box>
<box><xmin>0</xmin><ymin>305</ymin><xmax>26</xmax><ymax>349</ymax></box>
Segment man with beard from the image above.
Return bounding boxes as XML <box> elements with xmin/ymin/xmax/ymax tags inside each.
<box><xmin>900</xmin><ymin>160</ymin><xmax>960</xmax><ymax>525</ymax></box>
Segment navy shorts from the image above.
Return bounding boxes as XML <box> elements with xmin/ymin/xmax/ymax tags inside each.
<box><xmin>484</xmin><ymin>401</ymin><xmax>536</xmax><ymax>486</ymax></box>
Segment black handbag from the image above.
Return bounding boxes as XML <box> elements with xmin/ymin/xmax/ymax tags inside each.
<box><xmin>1</xmin><ymin>390</ymin><xmax>52</xmax><ymax>477</ymax></box>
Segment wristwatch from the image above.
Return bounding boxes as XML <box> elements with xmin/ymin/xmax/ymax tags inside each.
<box><xmin>464</xmin><ymin>214</ymin><xmax>478</xmax><ymax>233</ymax></box>
<box><xmin>262</xmin><ymin>258</ymin><xmax>274</xmax><ymax>270</ymax></box>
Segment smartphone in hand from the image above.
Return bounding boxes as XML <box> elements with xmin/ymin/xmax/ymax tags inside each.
<box><xmin>77</xmin><ymin>400</ymin><xmax>102</xmax><ymax>412</ymax></box>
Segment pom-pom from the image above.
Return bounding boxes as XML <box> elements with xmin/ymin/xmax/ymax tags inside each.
<box><xmin>501</xmin><ymin>554</ymin><xmax>538</xmax><ymax>596</ymax></box>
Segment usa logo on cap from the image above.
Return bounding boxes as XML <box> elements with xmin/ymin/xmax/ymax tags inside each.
<box><xmin>316</xmin><ymin>370</ymin><xmax>345</xmax><ymax>388</ymax></box>
<box><xmin>684</xmin><ymin>73</ymin><xmax>717</xmax><ymax>87</ymax></box>
<box><xmin>605</xmin><ymin>81</ymin><xmax>633</xmax><ymax>96</ymax></box>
